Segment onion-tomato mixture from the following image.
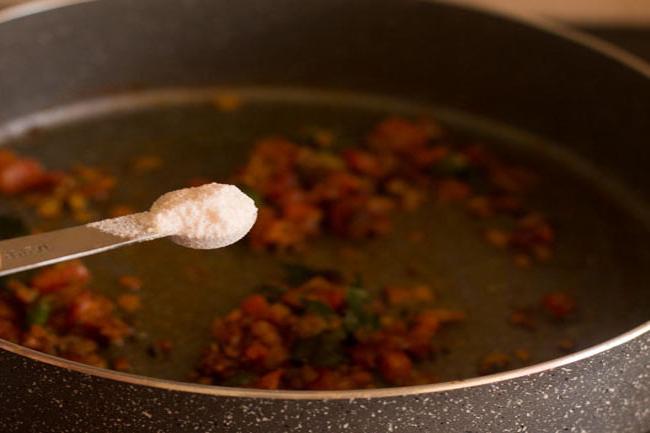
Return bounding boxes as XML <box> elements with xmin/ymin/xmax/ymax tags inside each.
<box><xmin>237</xmin><ymin>117</ymin><xmax>554</xmax><ymax>266</ymax></box>
<box><xmin>0</xmin><ymin>115</ymin><xmax>576</xmax><ymax>388</ymax></box>
<box><xmin>0</xmin><ymin>149</ymin><xmax>137</xmax><ymax>369</ymax></box>
<box><xmin>0</xmin><ymin>260</ymin><xmax>132</xmax><ymax>368</ymax></box>
<box><xmin>196</xmin><ymin>265</ymin><xmax>464</xmax><ymax>390</ymax></box>
<box><xmin>196</xmin><ymin>116</ymin><xmax>571</xmax><ymax>389</ymax></box>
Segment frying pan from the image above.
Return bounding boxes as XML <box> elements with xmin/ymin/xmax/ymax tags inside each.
<box><xmin>0</xmin><ymin>0</ymin><xmax>649</xmax><ymax>432</ymax></box>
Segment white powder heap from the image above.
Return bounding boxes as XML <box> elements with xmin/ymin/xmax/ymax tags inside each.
<box><xmin>150</xmin><ymin>183</ymin><xmax>257</xmax><ymax>249</ymax></box>
<box><xmin>88</xmin><ymin>183</ymin><xmax>258</xmax><ymax>249</ymax></box>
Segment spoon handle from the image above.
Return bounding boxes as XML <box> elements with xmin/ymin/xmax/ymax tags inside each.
<box><xmin>0</xmin><ymin>215</ymin><xmax>163</xmax><ymax>277</ymax></box>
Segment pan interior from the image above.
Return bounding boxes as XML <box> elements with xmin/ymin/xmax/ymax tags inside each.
<box><xmin>1</xmin><ymin>88</ymin><xmax>648</xmax><ymax>383</ymax></box>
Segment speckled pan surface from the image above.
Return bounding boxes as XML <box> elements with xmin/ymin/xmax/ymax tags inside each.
<box><xmin>0</xmin><ymin>330</ymin><xmax>648</xmax><ymax>432</ymax></box>
<box><xmin>0</xmin><ymin>0</ymin><xmax>649</xmax><ymax>431</ymax></box>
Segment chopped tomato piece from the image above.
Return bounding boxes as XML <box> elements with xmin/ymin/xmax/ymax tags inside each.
<box><xmin>116</xmin><ymin>294</ymin><xmax>141</xmax><ymax>313</ymax></box>
<box><xmin>0</xmin><ymin>158</ymin><xmax>46</xmax><ymax>195</ymax></box>
<box><xmin>379</xmin><ymin>350</ymin><xmax>413</xmax><ymax>384</ymax></box>
<box><xmin>542</xmin><ymin>292</ymin><xmax>576</xmax><ymax>319</ymax></box>
<box><xmin>31</xmin><ymin>261</ymin><xmax>90</xmax><ymax>293</ymax></box>
<box><xmin>255</xmin><ymin>369</ymin><xmax>284</xmax><ymax>390</ymax></box>
<box><xmin>244</xmin><ymin>341</ymin><xmax>269</xmax><ymax>362</ymax></box>
<box><xmin>241</xmin><ymin>295</ymin><xmax>270</xmax><ymax>319</ymax></box>
<box><xmin>343</xmin><ymin>149</ymin><xmax>383</xmax><ymax>176</ymax></box>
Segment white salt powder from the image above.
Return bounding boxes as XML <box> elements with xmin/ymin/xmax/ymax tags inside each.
<box><xmin>88</xmin><ymin>183</ymin><xmax>258</xmax><ymax>249</ymax></box>
<box><xmin>150</xmin><ymin>183</ymin><xmax>257</xmax><ymax>249</ymax></box>
<box><xmin>88</xmin><ymin>212</ymin><xmax>156</xmax><ymax>238</ymax></box>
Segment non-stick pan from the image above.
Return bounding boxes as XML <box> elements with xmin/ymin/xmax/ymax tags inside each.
<box><xmin>0</xmin><ymin>0</ymin><xmax>648</xmax><ymax>432</ymax></box>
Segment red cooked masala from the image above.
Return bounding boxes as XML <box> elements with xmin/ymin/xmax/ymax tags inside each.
<box><xmin>237</xmin><ymin>117</ymin><xmax>554</xmax><ymax>264</ymax></box>
<box><xmin>0</xmin><ymin>261</ymin><xmax>132</xmax><ymax>368</ymax></box>
<box><xmin>0</xmin><ymin>149</ymin><xmax>138</xmax><ymax>368</ymax></box>
<box><xmin>195</xmin><ymin>266</ymin><xmax>464</xmax><ymax>390</ymax></box>
<box><xmin>0</xmin><ymin>116</ymin><xmax>574</xmax><ymax>387</ymax></box>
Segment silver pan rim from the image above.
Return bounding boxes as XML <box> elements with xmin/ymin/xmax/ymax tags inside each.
<box><xmin>1</xmin><ymin>321</ymin><xmax>647</xmax><ymax>400</ymax></box>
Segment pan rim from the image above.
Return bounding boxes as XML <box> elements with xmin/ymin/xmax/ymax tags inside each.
<box><xmin>0</xmin><ymin>0</ymin><xmax>648</xmax><ymax>400</ymax></box>
<box><xmin>1</xmin><ymin>321</ymin><xmax>647</xmax><ymax>399</ymax></box>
